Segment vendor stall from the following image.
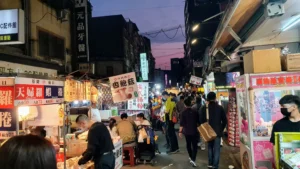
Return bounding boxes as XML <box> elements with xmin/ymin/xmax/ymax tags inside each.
<box><xmin>236</xmin><ymin>72</ymin><xmax>300</xmax><ymax>169</ymax></box>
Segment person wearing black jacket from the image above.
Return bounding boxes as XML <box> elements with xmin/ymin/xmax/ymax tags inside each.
<box><xmin>200</xmin><ymin>92</ymin><xmax>227</xmax><ymax>169</ymax></box>
<box><xmin>76</xmin><ymin>115</ymin><xmax>115</xmax><ymax>169</ymax></box>
<box><xmin>179</xmin><ymin>97</ymin><xmax>200</xmax><ymax>167</ymax></box>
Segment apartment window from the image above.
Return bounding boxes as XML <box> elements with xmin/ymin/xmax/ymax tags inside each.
<box><xmin>106</xmin><ymin>66</ymin><xmax>114</xmax><ymax>76</ymax></box>
<box><xmin>38</xmin><ymin>29</ymin><xmax>65</xmax><ymax>60</ymax></box>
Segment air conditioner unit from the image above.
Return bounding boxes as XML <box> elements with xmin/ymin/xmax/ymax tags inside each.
<box><xmin>57</xmin><ymin>10</ymin><xmax>68</xmax><ymax>22</ymax></box>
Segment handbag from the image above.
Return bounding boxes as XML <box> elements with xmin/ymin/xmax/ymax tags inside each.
<box><xmin>172</xmin><ymin>107</ymin><xmax>178</xmax><ymax>123</ymax></box>
<box><xmin>198</xmin><ymin>104</ymin><xmax>217</xmax><ymax>142</ymax></box>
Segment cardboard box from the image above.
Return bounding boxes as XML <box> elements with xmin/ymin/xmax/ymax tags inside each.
<box><xmin>243</xmin><ymin>49</ymin><xmax>282</xmax><ymax>73</ymax></box>
<box><xmin>281</xmin><ymin>53</ymin><xmax>300</xmax><ymax>71</ymax></box>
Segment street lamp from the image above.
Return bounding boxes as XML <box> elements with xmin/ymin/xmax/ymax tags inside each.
<box><xmin>191</xmin><ymin>37</ymin><xmax>212</xmax><ymax>45</ymax></box>
<box><xmin>191</xmin><ymin>39</ymin><xmax>198</xmax><ymax>45</ymax></box>
<box><xmin>192</xmin><ymin>24</ymin><xmax>200</xmax><ymax>32</ymax></box>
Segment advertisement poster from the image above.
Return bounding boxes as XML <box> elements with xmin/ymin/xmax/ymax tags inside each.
<box><xmin>127</xmin><ymin>82</ymin><xmax>149</xmax><ymax>110</ymax></box>
<box><xmin>14</xmin><ymin>78</ymin><xmax>64</xmax><ymax>106</ymax></box>
<box><xmin>240</xmin><ymin>143</ymin><xmax>252</xmax><ymax>169</ymax></box>
<box><xmin>253</xmin><ymin>90</ymin><xmax>286</xmax><ymax>137</ymax></box>
<box><xmin>226</xmin><ymin>72</ymin><xmax>240</xmax><ymax>87</ymax></box>
<box><xmin>189</xmin><ymin>75</ymin><xmax>202</xmax><ymax>85</ymax></box>
<box><xmin>109</xmin><ymin>72</ymin><xmax>138</xmax><ymax>103</ymax></box>
<box><xmin>113</xmin><ymin>140</ymin><xmax>123</xmax><ymax>169</ymax></box>
<box><xmin>0</xmin><ymin>109</ymin><xmax>17</xmax><ymax>139</ymax></box>
<box><xmin>253</xmin><ymin>141</ymin><xmax>274</xmax><ymax>169</ymax></box>
<box><xmin>236</xmin><ymin>76</ymin><xmax>251</xmax><ymax>148</ymax></box>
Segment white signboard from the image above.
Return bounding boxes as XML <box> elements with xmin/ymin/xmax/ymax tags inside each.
<box><xmin>109</xmin><ymin>72</ymin><xmax>138</xmax><ymax>103</ymax></box>
<box><xmin>127</xmin><ymin>82</ymin><xmax>149</xmax><ymax>110</ymax></box>
<box><xmin>140</xmin><ymin>53</ymin><xmax>148</xmax><ymax>81</ymax></box>
<box><xmin>0</xmin><ymin>61</ymin><xmax>57</xmax><ymax>77</ymax></box>
<box><xmin>189</xmin><ymin>75</ymin><xmax>202</xmax><ymax>85</ymax></box>
<box><xmin>0</xmin><ymin>9</ymin><xmax>25</xmax><ymax>45</ymax></box>
<box><xmin>113</xmin><ymin>140</ymin><xmax>123</xmax><ymax>169</ymax></box>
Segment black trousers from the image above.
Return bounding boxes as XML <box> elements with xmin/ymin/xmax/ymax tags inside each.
<box><xmin>94</xmin><ymin>153</ymin><xmax>115</xmax><ymax>169</ymax></box>
<box><xmin>185</xmin><ymin>134</ymin><xmax>198</xmax><ymax>162</ymax></box>
<box><xmin>167</xmin><ymin>121</ymin><xmax>179</xmax><ymax>151</ymax></box>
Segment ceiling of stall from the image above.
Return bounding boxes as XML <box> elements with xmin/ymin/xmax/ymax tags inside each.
<box><xmin>215</xmin><ymin>0</ymin><xmax>262</xmax><ymax>49</ymax></box>
<box><xmin>243</xmin><ymin>0</ymin><xmax>300</xmax><ymax>47</ymax></box>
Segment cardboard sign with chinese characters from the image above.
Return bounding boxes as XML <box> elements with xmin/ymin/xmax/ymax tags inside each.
<box><xmin>109</xmin><ymin>72</ymin><xmax>138</xmax><ymax>103</ymax></box>
<box><xmin>0</xmin><ymin>109</ymin><xmax>17</xmax><ymax>139</ymax></box>
<box><xmin>14</xmin><ymin>77</ymin><xmax>64</xmax><ymax>106</ymax></box>
<box><xmin>189</xmin><ymin>75</ymin><xmax>202</xmax><ymax>85</ymax></box>
<box><xmin>127</xmin><ymin>82</ymin><xmax>149</xmax><ymax>110</ymax></box>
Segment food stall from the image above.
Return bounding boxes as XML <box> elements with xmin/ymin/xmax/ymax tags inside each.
<box><xmin>274</xmin><ymin>132</ymin><xmax>300</xmax><ymax>169</ymax></box>
<box><xmin>236</xmin><ymin>72</ymin><xmax>300</xmax><ymax>169</ymax></box>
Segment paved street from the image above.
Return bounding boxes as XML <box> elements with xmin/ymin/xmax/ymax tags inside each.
<box><xmin>122</xmin><ymin>131</ymin><xmax>241</xmax><ymax>169</ymax></box>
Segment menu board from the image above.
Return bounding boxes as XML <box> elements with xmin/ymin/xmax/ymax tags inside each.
<box><xmin>127</xmin><ymin>82</ymin><xmax>149</xmax><ymax>110</ymax></box>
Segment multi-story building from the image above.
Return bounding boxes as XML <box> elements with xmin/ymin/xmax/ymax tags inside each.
<box><xmin>89</xmin><ymin>15</ymin><xmax>155</xmax><ymax>79</ymax></box>
<box><xmin>170</xmin><ymin>58</ymin><xmax>184</xmax><ymax>87</ymax></box>
<box><xmin>184</xmin><ymin>0</ymin><xmax>224</xmax><ymax>78</ymax></box>
<box><xmin>0</xmin><ymin>0</ymin><xmax>74</xmax><ymax>76</ymax></box>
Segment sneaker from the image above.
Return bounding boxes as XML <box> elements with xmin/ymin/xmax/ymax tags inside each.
<box><xmin>197</xmin><ymin>142</ymin><xmax>201</xmax><ymax>147</ymax></box>
<box><xmin>167</xmin><ymin>149</ymin><xmax>179</xmax><ymax>154</ymax></box>
<box><xmin>208</xmin><ymin>166</ymin><xmax>214</xmax><ymax>168</ymax></box>
<box><xmin>189</xmin><ymin>157</ymin><xmax>191</xmax><ymax>161</ymax></box>
<box><xmin>201</xmin><ymin>144</ymin><xmax>206</xmax><ymax>150</ymax></box>
<box><xmin>190</xmin><ymin>160</ymin><xmax>197</xmax><ymax>167</ymax></box>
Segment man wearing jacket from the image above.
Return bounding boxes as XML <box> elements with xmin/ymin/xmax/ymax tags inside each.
<box><xmin>162</xmin><ymin>91</ymin><xmax>179</xmax><ymax>154</ymax></box>
<box><xmin>200</xmin><ymin>92</ymin><xmax>227</xmax><ymax>169</ymax></box>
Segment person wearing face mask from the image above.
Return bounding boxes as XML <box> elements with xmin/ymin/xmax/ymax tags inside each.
<box><xmin>270</xmin><ymin>95</ymin><xmax>300</xmax><ymax>145</ymax></box>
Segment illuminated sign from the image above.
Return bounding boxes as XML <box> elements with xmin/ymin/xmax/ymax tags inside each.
<box><xmin>0</xmin><ymin>9</ymin><xmax>25</xmax><ymax>45</ymax></box>
<box><xmin>140</xmin><ymin>53</ymin><xmax>148</xmax><ymax>81</ymax></box>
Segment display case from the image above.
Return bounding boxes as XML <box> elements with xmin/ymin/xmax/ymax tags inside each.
<box><xmin>236</xmin><ymin>72</ymin><xmax>300</xmax><ymax>169</ymax></box>
<box><xmin>275</xmin><ymin>132</ymin><xmax>300</xmax><ymax>169</ymax></box>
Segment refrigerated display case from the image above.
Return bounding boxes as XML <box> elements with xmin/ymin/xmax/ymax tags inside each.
<box><xmin>236</xmin><ymin>72</ymin><xmax>300</xmax><ymax>169</ymax></box>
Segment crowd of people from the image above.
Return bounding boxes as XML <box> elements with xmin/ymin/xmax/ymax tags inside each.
<box><xmin>2</xmin><ymin>88</ymin><xmax>300</xmax><ymax>169</ymax></box>
<box><xmin>157</xmin><ymin>91</ymin><xmax>227</xmax><ymax>168</ymax></box>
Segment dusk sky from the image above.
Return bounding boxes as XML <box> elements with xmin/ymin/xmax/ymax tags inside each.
<box><xmin>90</xmin><ymin>0</ymin><xmax>185</xmax><ymax>70</ymax></box>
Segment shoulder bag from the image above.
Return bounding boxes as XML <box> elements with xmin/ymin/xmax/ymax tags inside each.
<box><xmin>198</xmin><ymin>104</ymin><xmax>217</xmax><ymax>142</ymax></box>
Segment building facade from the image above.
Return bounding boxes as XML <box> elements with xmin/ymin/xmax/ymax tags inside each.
<box><xmin>184</xmin><ymin>0</ymin><xmax>224</xmax><ymax>78</ymax></box>
<box><xmin>170</xmin><ymin>58</ymin><xmax>184</xmax><ymax>87</ymax></box>
<box><xmin>0</xmin><ymin>0</ymin><xmax>73</xmax><ymax>76</ymax></box>
<box><xmin>89</xmin><ymin>15</ymin><xmax>155</xmax><ymax>80</ymax></box>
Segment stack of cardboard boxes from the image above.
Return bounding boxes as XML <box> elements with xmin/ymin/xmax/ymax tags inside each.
<box><xmin>243</xmin><ymin>48</ymin><xmax>300</xmax><ymax>74</ymax></box>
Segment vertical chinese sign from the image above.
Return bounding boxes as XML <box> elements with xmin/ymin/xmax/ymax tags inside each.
<box><xmin>109</xmin><ymin>72</ymin><xmax>138</xmax><ymax>103</ymax></box>
<box><xmin>0</xmin><ymin>78</ymin><xmax>16</xmax><ymax>139</ymax></box>
<box><xmin>128</xmin><ymin>82</ymin><xmax>149</xmax><ymax>110</ymax></box>
<box><xmin>140</xmin><ymin>53</ymin><xmax>148</xmax><ymax>81</ymax></box>
<box><xmin>75</xmin><ymin>0</ymin><xmax>89</xmax><ymax>63</ymax></box>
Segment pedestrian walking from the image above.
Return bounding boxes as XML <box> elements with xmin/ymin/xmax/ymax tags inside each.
<box><xmin>179</xmin><ymin>97</ymin><xmax>199</xmax><ymax>167</ymax></box>
<box><xmin>162</xmin><ymin>91</ymin><xmax>179</xmax><ymax>154</ymax></box>
<box><xmin>192</xmin><ymin>96</ymin><xmax>205</xmax><ymax>150</ymax></box>
<box><xmin>176</xmin><ymin>96</ymin><xmax>185</xmax><ymax>121</ymax></box>
<box><xmin>200</xmin><ymin>92</ymin><xmax>227</xmax><ymax>169</ymax></box>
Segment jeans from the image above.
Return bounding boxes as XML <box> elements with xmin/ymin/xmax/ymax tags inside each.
<box><xmin>164</xmin><ymin>123</ymin><xmax>170</xmax><ymax>146</ymax></box>
<box><xmin>208</xmin><ymin>137</ymin><xmax>221</xmax><ymax>169</ymax></box>
<box><xmin>94</xmin><ymin>152</ymin><xmax>115</xmax><ymax>169</ymax></box>
<box><xmin>167</xmin><ymin>121</ymin><xmax>179</xmax><ymax>151</ymax></box>
<box><xmin>185</xmin><ymin>135</ymin><xmax>198</xmax><ymax>161</ymax></box>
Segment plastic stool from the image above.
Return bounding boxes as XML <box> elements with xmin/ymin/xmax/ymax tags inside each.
<box><xmin>123</xmin><ymin>144</ymin><xmax>136</xmax><ymax>166</ymax></box>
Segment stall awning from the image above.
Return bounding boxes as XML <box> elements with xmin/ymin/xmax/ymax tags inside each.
<box><xmin>209</xmin><ymin>0</ymin><xmax>262</xmax><ymax>55</ymax></box>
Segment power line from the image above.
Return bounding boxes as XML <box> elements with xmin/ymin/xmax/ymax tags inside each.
<box><xmin>93</xmin><ymin>5</ymin><xmax>184</xmax><ymax>12</ymax></box>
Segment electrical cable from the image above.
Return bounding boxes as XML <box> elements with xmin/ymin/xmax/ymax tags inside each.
<box><xmin>154</xmin><ymin>52</ymin><xmax>183</xmax><ymax>59</ymax></box>
<box><xmin>161</xmin><ymin>26</ymin><xmax>180</xmax><ymax>39</ymax></box>
<box><xmin>94</xmin><ymin>5</ymin><xmax>184</xmax><ymax>12</ymax></box>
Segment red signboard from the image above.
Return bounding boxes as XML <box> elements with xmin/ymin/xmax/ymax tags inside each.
<box><xmin>15</xmin><ymin>85</ymin><xmax>44</xmax><ymax>100</ymax></box>
<box><xmin>0</xmin><ymin>86</ymin><xmax>14</xmax><ymax>108</ymax></box>
<box><xmin>250</xmin><ymin>73</ymin><xmax>300</xmax><ymax>89</ymax></box>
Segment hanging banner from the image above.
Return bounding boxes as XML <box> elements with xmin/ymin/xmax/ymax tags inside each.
<box><xmin>189</xmin><ymin>75</ymin><xmax>202</xmax><ymax>85</ymax></box>
<box><xmin>14</xmin><ymin>77</ymin><xmax>64</xmax><ymax>106</ymax></box>
<box><xmin>75</xmin><ymin>0</ymin><xmax>89</xmax><ymax>62</ymax></box>
<box><xmin>0</xmin><ymin>109</ymin><xmax>17</xmax><ymax>139</ymax></box>
<box><xmin>109</xmin><ymin>72</ymin><xmax>138</xmax><ymax>103</ymax></box>
<box><xmin>127</xmin><ymin>82</ymin><xmax>149</xmax><ymax>110</ymax></box>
